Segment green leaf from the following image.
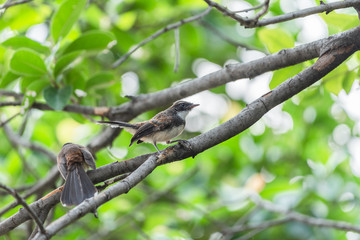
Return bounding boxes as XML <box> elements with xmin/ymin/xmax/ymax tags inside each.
<box><xmin>0</xmin><ymin>71</ymin><xmax>19</xmax><ymax>88</ymax></box>
<box><xmin>10</xmin><ymin>49</ymin><xmax>47</xmax><ymax>77</ymax></box>
<box><xmin>323</xmin><ymin>64</ymin><xmax>352</xmax><ymax>95</ymax></box>
<box><xmin>258</xmin><ymin>28</ymin><xmax>294</xmax><ymax>53</ymax></box>
<box><xmin>27</xmin><ymin>79</ymin><xmax>49</xmax><ymax>94</ymax></box>
<box><xmin>51</xmin><ymin>0</ymin><xmax>87</xmax><ymax>42</ymax></box>
<box><xmin>54</xmin><ymin>51</ymin><xmax>83</xmax><ymax>77</ymax></box>
<box><xmin>342</xmin><ymin>71</ymin><xmax>356</xmax><ymax>94</ymax></box>
<box><xmin>20</xmin><ymin>76</ymin><xmax>39</xmax><ymax>92</ymax></box>
<box><xmin>321</xmin><ymin>13</ymin><xmax>359</xmax><ymax>33</ymax></box>
<box><xmin>43</xmin><ymin>85</ymin><xmax>72</xmax><ymax>110</ymax></box>
<box><xmin>2</xmin><ymin>36</ymin><xmax>50</xmax><ymax>54</ymax></box>
<box><xmin>64</xmin><ymin>68</ymin><xmax>86</xmax><ymax>90</ymax></box>
<box><xmin>22</xmin><ymin>79</ymin><xmax>50</xmax><ymax>111</ymax></box>
<box><xmin>63</xmin><ymin>30</ymin><xmax>116</xmax><ymax>54</ymax></box>
<box><xmin>67</xmin><ymin>112</ymin><xmax>87</xmax><ymax>124</ymax></box>
<box><xmin>86</xmin><ymin>72</ymin><xmax>114</xmax><ymax>90</ymax></box>
<box><xmin>270</xmin><ymin>64</ymin><xmax>303</xmax><ymax>89</ymax></box>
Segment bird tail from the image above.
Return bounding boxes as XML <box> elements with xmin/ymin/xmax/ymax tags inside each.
<box><xmin>60</xmin><ymin>164</ymin><xmax>97</xmax><ymax>206</ymax></box>
<box><xmin>97</xmin><ymin>120</ymin><xmax>138</xmax><ymax>129</ymax></box>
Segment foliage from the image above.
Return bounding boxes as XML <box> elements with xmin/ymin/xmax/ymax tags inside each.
<box><xmin>0</xmin><ymin>0</ymin><xmax>360</xmax><ymax>239</ymax></box>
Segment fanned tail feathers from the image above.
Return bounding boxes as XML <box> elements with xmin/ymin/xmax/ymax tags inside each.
<box><xmin>60</xmin><ymin>165</ymin><xmax>97</xmax><ymax>206</ymax></box>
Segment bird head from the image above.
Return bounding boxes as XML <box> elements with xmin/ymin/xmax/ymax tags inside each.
<box><xmin>171</xmin><ymin>100</ymin><xmax>199</xmax><ymax>119</ymax></box>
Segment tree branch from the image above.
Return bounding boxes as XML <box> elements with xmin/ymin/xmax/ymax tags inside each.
<box><xmin>204</xmin><ymin>0</ymin><xmax>360</xmax><ymax>28</ymax></box>
<box><xmin>32</xmin><ymin>155</ymin><xmax>159</xmax><ymax>239</ymax></box>
<box><xmin>112</xmin><ymin>7</ymin><xmax>212</xmax><ymax>68</ymax></box>
<box><xmin>0</xmin><ymin>99</ymin><xmax>111</xmax><ymax>117</ymax></box>
<box><xmin>255</xmin><ymin>0</ymin><xmax>360</xmax><ymax>28</ymax></box>
<box><xmin>249</xmin><ymin>194</ymin><xmax>360</xmax><ymax>233</ymax></box>
<box><xmin>0</xmin><ymin>124</ymin><xmax>59</xmax><ymax>217</ymax></box>
<box><xmin>2</xmin><ymin>123</ymin><xmax>57</xmax><ymax>163</ymax></box>
<box><xmin>199</xmin><ymin>20</ymin><xmax>264</xmax><ymax>51</ymax></box>
<box><xmin>0</xmin><ymin>184</ymin><xmax>46</xmax><ymax>235</ymax></box>
<box><xmin>0</xmin><ymin>0</ymin><xmax>32</xmax><ymax>10</ymax></box>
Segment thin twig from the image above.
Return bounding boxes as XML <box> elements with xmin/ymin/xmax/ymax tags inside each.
<box><xmin>0</xmin><ymin>184</ymin><xmax>47</xmax><ymax>234</ymax></box>
<box><xmin>0</xmin><ymin>0</ymin><xmax>32</xmax><ymax>9</ymax></box>
<box><xmin>204</xmin><ymin>0</ymin><xmax>253</xmax><ymax>25</ymax></box>
<box><xmin>205</xmin><ymin>0</ymin><xmax>360</xmax><ymax>28</ymax></box>
<box><xmin>0</xmin><ymin>112</ymin><xmax>21</xmax><ymax>127</ymax></box>
<box><xmin>96</xmin><ymin>173</ymin><xmax>131</xmax><ymax>192</ymax></box>
<box><xmin>234</xmin><ymin>2</ymin><xmax>266</xmax><ymax>13</ymax></box>
<box><xmin>253</xmin><ymin>0</ymin><xmax>270</xmax><ymax>20</ymax></box>
<box><xmin>249</xmin><ymin>194</ymin><xmax>360</xmax><ymax>233</ymax></box>
<box><xmin>199</xmin><ymin>20</ymin><xmax>265</xmax><ymax>51</ymax></box>
<box><xmin>0</xmin><ymin>185</ymin><xmax>33</xmax><ymax>196</ymax></box>
<box><xmin>112</xmin><ymin>7</ymin><xmax>212</xmax><ymax>68</ymax></box>
<box><xmin>3</xmin><ymin>123</ymin><xmax>57</xmax><ymax>163</ymax></box>
<box><xmin>173</xmin><ymin>28</ymin><xmax>180</xmax><ymax>72</ymax></box>
<box><xmin>255</xmin><ymin>0</ymin><xmax>360</xmax><ymax>27</ymax></box>
<box><xmin>0</xmin><ymin>90</ymin><xmax>23</xmax><ymax>98</ymax></box>
<box><xmin>0</xmin><ymin>166</ymin><xmax>59</xmax><ymax>217</ymax></box>
<box><xmin>228</xmin><ymin>217</ymin><xmax>292</xmax><ymax>236</ymax></box>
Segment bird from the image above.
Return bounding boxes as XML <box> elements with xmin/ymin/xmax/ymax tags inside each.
<box><xmin>57</xmin><ymin>143</ymin><xmax>97</xmax><ymax>207</ymax></box>
<box><xmin>97</xmin><ymin>100</ymin><xmax>199</xmax><ymax>153</ymax></box>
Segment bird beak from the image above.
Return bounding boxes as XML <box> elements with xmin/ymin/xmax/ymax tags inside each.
<box><xmin>190</xmin><ymin>103</ymin><xmax>200</xmax><ymax>109</ymax></box>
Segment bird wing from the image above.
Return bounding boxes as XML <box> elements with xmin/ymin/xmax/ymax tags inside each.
<box><xmin>130</xmin><ymin>113</ymin><xmax>173</xmax><ymax>146</ymax></box>
<box><xmin>130</xmin><ymin>122</ymin><xmax>157</xmax><ymax>146</ymax></box>
<box><xmin>57</xmin><ymin>153</ymin><xmax>68</xmax><ymax>179</ymax></box>
<box><xmin>79</xmin><ymin>146</ymin><xmax>96</xmax><ymax>170</ymax></box>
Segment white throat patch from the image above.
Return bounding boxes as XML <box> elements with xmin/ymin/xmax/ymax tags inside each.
<box><xmin>177</xmin><ymin>110</ymin><xmax>190</xmax><ymax>120</ymax></box>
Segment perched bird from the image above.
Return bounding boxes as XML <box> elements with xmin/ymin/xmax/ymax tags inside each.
<box><xmin>57</xmin><ymin>143</ymin><xmax>97</xmax><ymax>207</ymax></box>
<box><xmin>97</xmin><ymin>100</ymin><xmax>199</xmax><ymax>153</ymax></box>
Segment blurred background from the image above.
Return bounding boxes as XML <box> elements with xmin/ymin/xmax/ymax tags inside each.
<box><xmin>1</xmin><ymin>0</ymin><xmax>360</xmax><ymax>239</ymax></box>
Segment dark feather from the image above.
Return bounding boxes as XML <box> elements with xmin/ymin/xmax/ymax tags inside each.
<box><xmin>130</xmin><ymin>122</ymin><xmax>157</xmax><ymax>146</ymax></box>
<box><xmin>80</xmin><ymin>147</ymin><xmax>96</xmax><ymax>170</ymax></box>
<box><xmin>60</xmin><ymin>164</ymin><xmax>97</xmax><ymax>206</ymax></box>
<box><xmin>57</xmin><ymin>153</ymin><xmax>68</xmax><ymax>179</ymax></box>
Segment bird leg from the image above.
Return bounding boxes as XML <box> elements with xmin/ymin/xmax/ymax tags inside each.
<box><xmin>152</xmin><ymin>141</ymin><xmax>161</xmax><ymax>153</ymax></box>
